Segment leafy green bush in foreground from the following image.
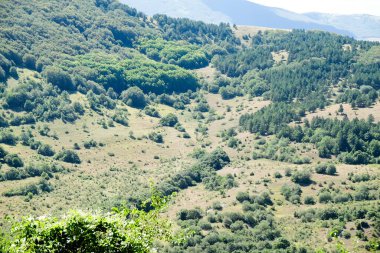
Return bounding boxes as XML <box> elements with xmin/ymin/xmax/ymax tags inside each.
<box><xmin>2</xmin><ymin>191</ymin><xmax>179</xmax><ymax>253</ymax></box>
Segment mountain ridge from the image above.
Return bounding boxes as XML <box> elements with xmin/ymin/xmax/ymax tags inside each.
<box><xmin>119</xmin><ymin>0</ymin><xmax>380</xmax><ymax>39</ymax></box>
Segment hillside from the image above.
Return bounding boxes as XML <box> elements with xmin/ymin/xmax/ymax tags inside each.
<box><xmin>0</xmin><ymin>0</ymin><xmax>380</xmax><ymax>252</ymax></box>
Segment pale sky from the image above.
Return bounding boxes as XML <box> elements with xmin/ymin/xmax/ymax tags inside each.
<box><xmin>249</xmin><ymin>0</ymin><xmax>380</xmax><ymax>16</ymax></box>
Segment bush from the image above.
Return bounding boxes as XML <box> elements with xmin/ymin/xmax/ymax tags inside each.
<box><xmin>55</xmin><ymin>150</ymin><xmax>81</xmax><ymax>164</ymax></box>
<box><xmin>4</xmin><ymin>192</ymin><xmax>175</xmax><ymax>252</ymax></box>
<box><xmin>0</xmin><ymin>146</ymin><xmax>8</xmax><ymax>159</ymax></box>
<box><xmin>319</xmin><ymin>192</ymin><xmax>333</xmax><ymax>203</ymax></box>
<box><xmin>160</xmin><ymin>113</ymin><xmax>178</xmax><ymax>127</ymax></box>
<box><xmin>281</xmin><ymin>184</ymin><xmax>302</xmax><ymax>202</ymax></box>
<box><xmin>198</xmin><ymin>220</ymin><xmax>212</xmax><ymax>231</ymax></box>
<box><xmin>148</xmin><ymin>132</ymin><xmax>163</xmax><ymax>143</ymax></box>
<box><xmin>236</xmin><ymin>192</ymin><xmax>250</xmax><ymax>203</ymax></box>
<box><xmin>83</xmin><ymin>139</ymin><xmax>97</xmax><ymax>149</ymax></box>
<box><xmin>4</xmin><ymin>154</ymin><xmax>24</xmax><ymax>168</ymax></box>
<box><xmin>22</xmin><ymin>54</ymin><xmax>36</xmax><ymax>69</ymax></box>
<box><xmin>212</xmin><ymin>201</ymin><xmax>223</xmax><ymax>211</ymax></box>
<box><xmin>120</xmin><ymin>86</ymin><xmax>147</xmax><ymax>108</ymax></box>
<box><xmin>178</xmin><ymin>208</ymin><xmax>203</xmax><ymax>221</ymax></box>
<box><xmin>37</xmin><ymin>144</ymin><xmax>55</xmax><ymax>157</ymax></box>
<box><xmin>304</xmin><ymin>196</ymin><xmax>316</xmax><ymax>205</ymax></box>
<box><xmin>291</xmin><ymin>169</ymin><xmax>312</xmax><ymax>185</ymax></box>
<box><xmin>315</xmin><ymin>163</ymin><xmax>336</xmax><ymax>175</ymax></box>
<box><xmin>45</xmin><ymin>67</ymin><xmax>75</xmax><ymax>91</ymax></box>
<box><xmin>0</xmin><ymin>130</ymin><xmax>18</xmax><ymax>145</ymax></box>
<box><xmin>112</xmin><ymin>110</ymin><xmax>129</xmax><ymax>126</ymax></box>
<box><xmin>144</xmin><ymin>106</ymin><xmax>160</xmax><ymax>118</ymax></box>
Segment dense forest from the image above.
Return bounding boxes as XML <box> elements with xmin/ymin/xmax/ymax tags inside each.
<box><xmin>0</xmin><ymin>0</ymin><xmax>379</xmax><ymax>252</ymax></box>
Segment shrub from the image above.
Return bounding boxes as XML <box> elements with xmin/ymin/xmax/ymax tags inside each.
<box><xmin>281</xmin><ymin>184</ymin><xmax>302</xmax><ymax>201</ymax></box>
<box><xmin>284</xmin><ymin>168</ymin><xmax>292</xmax><ymax>177</ymax></box>
<box><xmin>120</xmin><ymin>86</ymin><xmax>147</xmax><ymax>108</ymax></box>
<box><xmin>112</xmin><ymin>110</ymin><xmax>129</xmax><ymax>126</ymax></box>
<box><xmin>160</xmin><ymin>113</ymin><xmax>178</xmax><ymax>127</ymax></box>
<box><xmin>230</xmin><ymin>220</ymin><xmax>245</xmax><ymax>232</ymax></box>
<box><xmin>45</xmin><ymin>67</ymin><xmax>75</xmax><ymax>91</ymax></box>
<box><xmin>304</xmin><ymin>196</ymin><xmax>316</xmax><ymax>205</ymax></box>
<box><xmin>55</xmin><ymin>150</ymin><xmax>81</xmax><ymax>164</ymax></box>
<box><xmin>0</xmin><ymin>146</ymin><xmax>8</xmax><ymax>159</ymax></box>
<box><xmin>4</xmin><ymin>192</ymin><xmax>175</xmax><ymax>252</ymax></box>
<box><xmin>274</xmin><ymin>171</ymin><xmax>282</xmax><ymax>178</ymax></box>
<box><xmin>178</xmin><ymin>208</ymin><xmax>203</xmax><ymax>221</ymax></box>
<box><xmin>37</xmin><ymin>144</ymin><xmax>55</xmax><ymax>157</ymax></box>
<box><xmin>334</xmin><ymin>193</ymin><xmax>351</xmax><ymax>203</ymax></box>
<box><xmin>212</xmin><ymin>201</ymin><xmax>223</xmax><ymax>211</ymax></box>
<box><xmin>83</xmin><ymin>139</ymin><xmax>97</xmax><ymax>149</ymax></box>
<box><xmin>22</xmin><ymin>54</ymin><xmax>36</xmax><ymax>69</ymax></box>
<box><xmin>342</xmin><ymin>231</ymin><xmax>351</xmax><ymax>239</ymax></box>
<box><xmin>144</xmin><ymin>106</ymin><xmax>160</xmax><ymax>118</ymax></box>
<box><xmin>236</xmin><ymin>192</ymin><xmax>250</xmax><ymax>203</ymax></box>
<box><xmin>194</xmin><ymin>101</ymin><xmax>209</xmax><ymax>112</ymax></box>
<box><xmin>198</xmin><ymin>220</ymin><xmax>212</xmax><ymax>231</ymax></box>
<box><xmin>315</xmin><ymin>163</ymin><xmax>336</xmax><ymax>175</ymax></box>
<box><xmin>291</xmin><ymin>169</ymin><xmax>312</xmax><ymax>185</ymax></box>
<box><xmin>319</xmin><ymin>192</ymin><xmax>333</xmax><ymax>203</ymax></box>
<box><xmin>0</xmin><ymin>130</ymin><xmax>18</xmax><ymax>145</ymax></box>
<box><xmin>4</xmin><ymin>154</ymin><xmax>24</xmax><ymax>168</ymax></box>
<box><xmin>148</xmin><ymin>132</ymin><xmax>164</xmax><ymax>143</ymax></box>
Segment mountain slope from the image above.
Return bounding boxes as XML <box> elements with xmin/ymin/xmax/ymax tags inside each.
<box><xmin>119</xmin><ymin>0</ymin><xmax>351</xmax><ymax>35</ymax></box>
<box><xmin>120</xmin><ymin>0</ymin><xmax>380</xmax><ymax>38</ymax></box>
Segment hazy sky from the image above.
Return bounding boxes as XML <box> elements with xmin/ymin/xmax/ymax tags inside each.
<box><xmin>249</xmin><ymin>0</ymin><xmax>380</xmax><ymax>16</ymax></box>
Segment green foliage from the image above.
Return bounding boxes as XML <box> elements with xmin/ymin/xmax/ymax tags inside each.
<box><xmin>3</xmin><ymin>179</ymin><xmax>53</xmax><ymax>197</ymax></box>
<box><xmin>148</xmin><ymin>132</ymin><xmax>164</xmax><ymax>143</ymax></box>
<box><xmin>158</xmin><ymin>148</ymin><xmax>230</xmax><ymax>196</ymax></box>
<box><xmin>4</xmin><ymin>154</ymin><xmax>24</xmax><ymax>168</ymax></box>
<box><xmin>37</xmin><ymin>144</ymin><xmax>55</xmax><ymax>157</ymax></box>
<box><xmin>243</xmin><ymin>110</ymin><xmax>380</xmax><ymax>164</ymax></box>
<box><xmin>4</xmin><ymin>79</ymin><xmax>82</xmax><ymax>123</ymax></box>
<box><xmin>291</xmin><ymin>169</ymin><xmax>312</xmax><ymax>185</ymax></box>
<box><xmin>315</xmin><ymin>163</ymin><xmax>337</xmax><ymax>175</ymax></box>
<box><xmin>45</xmin><ymin>66</ymin><xmax>75</xmax><ymax>91</ymax></box>
<box><xmin>304</xmin><ymin>196</ymin><xmax>316</xmax><ymax>205</ymax></box>
<box><xmin>138</xmin><ymin>38</ymin><xmax>209</xmax><ymax>69</ymax></box>
<box><xmin>0</xmin><ymin>130</ymin><xmax>18</xmax><ymax>145</ymax></box>
<box><xmin>144</xmin><ymin>106</ymin><xmax>160</xmax><ymax>118</ymax></box>
<box><xmin>281</xmin><ymin>184</ymin><xmax>302</xmax><ymax>204</ymax></box>
<box><xmin>55</xmin><ymin>149</ymin><xmax>81</xmax><ymax>164</ymax></box>
<box><xmin>112</xmin><ymin>109</ymin><xmax>129</xmax><ymax>126</ymax></box>
<box><xmin>160</xmin><ymin>113</ymin><xmax>178</xmax><ymax>127</ymax></box>
<box><xmin>5</xmin><ymin>191</ymin><xmax>177</xmax><ymax>253</ymax></box>
<box><xmin>121</xmin><ymin>86</ymin><xmax>147</xmax><ymax>108</ymax></box>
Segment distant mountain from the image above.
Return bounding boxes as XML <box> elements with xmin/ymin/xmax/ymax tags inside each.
<box><xmin>119</xmin><ymin>0</ymin><xmax>380</xmax><ymax>39</ymax></box>
<box><xmin>304</xmin><ymin>13</ymin><xmax>380</xmax><ymax>40</ymax></box>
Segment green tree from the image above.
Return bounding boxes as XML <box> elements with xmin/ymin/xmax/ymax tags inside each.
<box><xmin>4</xmin><ymin>191</ymin><xmax>178</xmax><ymax>253</ymax></box>
<box><xmin>160</xmin><ymin>113</ymin><xmax>178</xmax><ymax>127</ymax></box>
<box><xmin>120</xmin><ymin>86</ymin><xmax>147</xmax><ymax>108</ymax></box>
<box><xmin>45</xmin><ymin>67</ymin><xmax>75</xmax><ymax>91</ymax></box>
